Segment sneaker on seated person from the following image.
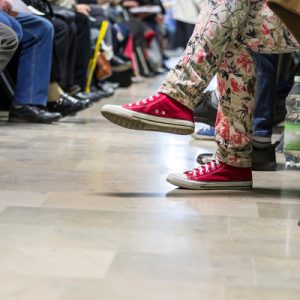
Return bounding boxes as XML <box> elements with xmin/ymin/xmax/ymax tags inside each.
<box><xmin>101</xmin><ymin>92</ymin><xmax>195</xmax><ymax>135</ymax></box>
<box><xmin>167</xmin><ymin>159</ymin><xmax>252</xmax><ymax>190</ymax></box>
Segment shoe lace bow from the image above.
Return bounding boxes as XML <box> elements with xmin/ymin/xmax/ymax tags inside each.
<box><xmin>190</xmin><ymin>159</ymin><xmax>220</xmax><ymax>176</ymax></box>
<box><xmin>134</xmin><ymin>93</ymin><xmax>160</xmax><ymax>106</ymax></box>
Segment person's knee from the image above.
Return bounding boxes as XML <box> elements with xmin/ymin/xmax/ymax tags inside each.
<box><xmin>40</xmin><ymin>18</ymin><xmax>54</xmax><ymax>39</ymax></box>
<box><xmin>0</xmin><ymin>23</ymin><xmax>19</xmax><ymax>51</ymax></box>
<box><xmin>28</xmin><ymin>16</ymin><xmax>54</xmax><ymax>41</ymax></box>
<box><xmin>75</xmin><ymin>12</ymin><xmax>90</xmax><ymax>29</ymax></box>
<box><xmin>0</xmin><ymin>23</ymin><xmax>18</xmax><ymax>72</ymax></box>
<box><xmin>53</xmin><ymin>18</ymin><xmax>68</xmax><ymax>38</ymax></box>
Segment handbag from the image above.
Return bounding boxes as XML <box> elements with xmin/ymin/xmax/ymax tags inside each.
<box><xmin>95</xmin><ymin>52</ymin><xmax>113</xmax><ymax>81</ymax></box>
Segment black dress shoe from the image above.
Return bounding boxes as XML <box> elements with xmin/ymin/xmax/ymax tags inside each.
<box><xmin>74</xmin><ymin>91</ymin><xmax>103</xmax><ymax>102</ymax></box>
<box><xmin>47</xmin><ymin>93</ymin><xmax>90</xmax><ymax>117</ymax></box>
<box><xmin>93</xmin><ymin>84</ymin><xmax>114</xmax><ymax>97</ymax></box>
<box><xmin>9</xmin><ymin>105</ymin><xmax>61</xmax><ymax>123</ymax></box>
<box><xmin>252</xmin><ymin>143</ymin><xmax>278</xmax><ymax>171</ymax></box>
<box><xmin>102</xmin><ymin>81</ymin><xmax>119</xmax><ymax>90</ymax></box>
<box><xmin>76</xmin><ymin>97</ymin><xmax>93</xmax><ymax>108</ymax></box>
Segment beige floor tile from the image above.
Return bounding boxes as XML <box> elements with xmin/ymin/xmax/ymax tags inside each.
<box><xmin>107</xmin><ymin>253</ymin><xmax>256</xmax><ymax>286</ymax></box>
<box><xmin>257</xmin><ymin>202</ymin><xmax>300</xmax><ymax>219</ymax></box>
<box><xmin>0</xmin><ymin>246</ymin><xmax>115</xmax><ymax>279</ymax></box>
<box><xmin>43</xmin><ymin>227</ymin><xmax>175</xmax><ymax>255</ymax></box>
<box><xmin>254</xmin><ymin>257</ymin><xmax>300</xmax><ymax>289</ymax></box>
<box><xmin>0</xmin><ymin>274</ymin><xmax>64</xmax><ymax>300</ymax></box>
<box><xmin>58</xmin><ymin>279</ymin><xmax>223</xmax><ymax>300</ymax></box>
<box><xmin>224</xmin><ymin>286</ymin><xmax>300</xmax><ymax>300</ymax></box>
<box><xmin>43</xmin><ymin>192</ymin><xmax>199</xmax><ymax>215</ymax></box>
<box><xmin>0</xmin><ymin>206</ymin><xmax>115</xmax><ymax>228</ymax></box>
<box><xmin>0</xmin><ymin>190</ymin><xmax>49</xmax><ymax>207</ymax></box>
<box><xmin>0</xmin><ymin>224</ymin><xmax>53</xmax><ymax>247</ymax></box>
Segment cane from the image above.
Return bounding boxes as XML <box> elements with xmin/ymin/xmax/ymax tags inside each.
<box><xmin>85</xmin><ymin>20</ymin><xmax>109</xmax><ymax>93</ymax></box>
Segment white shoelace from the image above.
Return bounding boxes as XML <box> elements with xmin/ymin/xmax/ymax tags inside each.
<box><xmin>191</xmin><ymin>159</ymin><xmax>221</xmax><ymax>176</ymax></box>
<box><xmin>133</xmin><ymin>93</ymin><xmax>160</xmax><ymax>106</ymax></box>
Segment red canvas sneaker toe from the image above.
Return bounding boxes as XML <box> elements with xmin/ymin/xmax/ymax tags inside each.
<box><xmin>101</xmin><ymin>93</ymin><xmax>195</xmax><ymax>135</ymax></box>
<box><xmin>167</xmin><ymin>160</ymin><xmax>252</xmax><ymax>190</ymax></box>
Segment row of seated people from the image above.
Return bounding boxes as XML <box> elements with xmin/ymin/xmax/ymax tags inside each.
<box><xmin>0</xmin><ymin>0</ymin><xmax>168</xmax><ymax>123</ymax></box>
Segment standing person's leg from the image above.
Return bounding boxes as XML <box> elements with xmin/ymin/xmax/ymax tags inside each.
<box><xmin>252</xmin><ymin>54</ymin><xmax>278</xmax><ymax>146</ymax></box>
<box><xmin>250</xmin><ymin>54</ymin><xmax>279</xmax><ymax>171</ymax></box>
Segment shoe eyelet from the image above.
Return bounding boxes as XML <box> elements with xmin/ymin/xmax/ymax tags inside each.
<box><xmin>162</xmin><ymin>111</ymin><xmax>166</xmax><ymax>115</ymax></box>
<box><xmin>155</xmin><ymin>109</ymin><xmax>159</xmax><ymax>114</ymax></box>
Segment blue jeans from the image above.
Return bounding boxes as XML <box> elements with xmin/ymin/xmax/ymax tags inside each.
<box><xmin>0</xmin><ymin>12</ymin><xmax>53</xmax><ymax>106</ymax></box>
<box><xmin>253</xmin><ymin>54</ymin><xmax>278</xmax><ymax>138</ymax></box>
<box><xmin>253</xmin><ymin>54</ymin><xmax>293</xmax><ymax>138</ymax></box>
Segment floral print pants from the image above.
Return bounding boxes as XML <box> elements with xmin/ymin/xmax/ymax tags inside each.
<box><xmin>160</xmin><ymin>0</ymin><xmax>299</xmax><ymax>167</ymax></box>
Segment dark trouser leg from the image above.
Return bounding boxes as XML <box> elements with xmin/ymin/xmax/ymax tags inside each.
<box><xmin>74</xmin><ymin>12</ymin><xmax>91</xmax><ymax>90</ymax></box>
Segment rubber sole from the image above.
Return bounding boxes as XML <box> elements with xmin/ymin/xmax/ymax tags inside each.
<box><xmin>167</xmin><ymin>174</ymin><xmax>253</xmax><ymax>190</ymax></box>
<box><xmin>8</xmin><ymin>116</ymin><xmax>60</xmax><ymax>124</ymax></box>
<box><xmin>101</xmin><ymin>105</ymin><xmax>195</xmax><ymax>135</ymax></box>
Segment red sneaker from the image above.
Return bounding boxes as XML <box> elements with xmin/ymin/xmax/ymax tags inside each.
<box><xmin>167</xmin><ymin>160</ymin><xmax>252</xmax><ymax>190</ymax></box>
<box><xmin>101</xmin><ymin>93</ymin><xmax>195</xmax><ymax>135</ymax></box>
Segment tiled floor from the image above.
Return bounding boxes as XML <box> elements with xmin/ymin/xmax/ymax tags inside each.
<box><xmin>0</xmin><ymin>77</ymin><xmax>299</xmax><ymax>300</ymax></box>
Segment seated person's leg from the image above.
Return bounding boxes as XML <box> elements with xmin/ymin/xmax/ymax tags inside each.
<box><xmin>101</xmin><ymin>0</ymin><xmax>298</xmax><ymax>190</ymax></box>
<box><xmin>47</xmin><ymin>17</ymin><xmax>91</xmax><ymax>117</ymax></box>
<box><xmin>74</xmin><ymin>12</ymin><xmax>91</xmax><ymax>91</ymax></box>
<box><xmin>0</xmin><ymin>22</ymin><xmax>18</xmax><ymax>72</ymax></box>
<box><xmin>0</xmin><ymin>11</ymin><xmax>22</xmax><ymax>40</ymax></box>
<box><xmin>65</xmin><ymin>21</ymin><xmax>78</xmax><ymax>93</ymax></box>
<box><xmin>13</xmin><ymin>13</ymin><xmax>53</xmax><ymax>107</ymax></box>
<box><xmin>9</xmin><ymin>13</ymin><xmax>61</xmax><ymax>123</ymax></box>
<box><xmin>51</xmin><ymin>17</ymin><xmax>68</xmax><ymax>90</ymax></box>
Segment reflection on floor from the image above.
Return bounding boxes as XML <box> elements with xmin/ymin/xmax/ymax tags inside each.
<box><xmin>0</xmin><ymin>76</ymin><xmax>299</xmax><ymax>300</ymax></box>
